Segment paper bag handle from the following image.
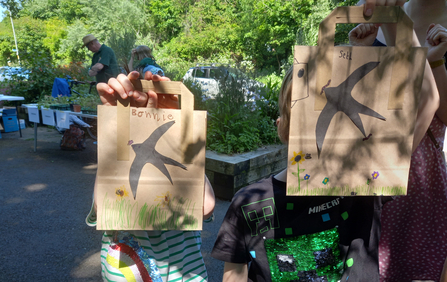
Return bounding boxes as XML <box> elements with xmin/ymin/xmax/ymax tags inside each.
<box><xmin>315</xmin><ymin>5</ymin><xmax>413</xmax><ymax>110</ymax></box>
<box><xmin>116</xmin><ymin>80</ymin><xmax>194</xmax><ymax>161</ymax></box>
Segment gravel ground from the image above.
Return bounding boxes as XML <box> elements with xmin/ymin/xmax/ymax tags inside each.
<box><xmin>0</xmin><ymin>126</ymin><xmax>229</xmax><ymax>282</ymax></box>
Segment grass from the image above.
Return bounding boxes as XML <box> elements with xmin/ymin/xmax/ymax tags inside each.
<box><xmin>101</xmin><ymin>192</ymin><xmax>199</xmax><ymax>230</ymax></box>
<box><xmin>287</xmin><ymin>184</ymin><xmax>406</xmax><ymax>196</ymax></box>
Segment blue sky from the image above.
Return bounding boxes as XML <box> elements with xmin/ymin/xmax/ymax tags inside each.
<box><xmin>0</xmin><ymin>6</ymin><xmax>6</xmax><ymax>21</ymax></box>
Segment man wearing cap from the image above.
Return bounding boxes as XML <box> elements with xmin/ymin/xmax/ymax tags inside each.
<box><xmin>82</xmin><ymin>34</ymin><xmax>120</xmax><ymax>83</ymax></box>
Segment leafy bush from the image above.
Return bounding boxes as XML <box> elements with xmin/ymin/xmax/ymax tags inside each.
<box><xmin>4</xmin><ymin>55</ymin><xmax>92</xmax><ymax>104</ymax></box>
<box><xmin>186</xmin><ymin>68</ymin><xmax>280</xmax><ymax>155</ymax></box>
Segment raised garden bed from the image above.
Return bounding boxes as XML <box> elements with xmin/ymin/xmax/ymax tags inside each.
<box><xmin>49</xmin><ymin>104</ymin><xmax>70</xmax><ymax>111</ymax></box>
<box><xmin>81</xmin><ymin>107</ymin><xmax>97</xmax><ymax>115</ymax></box>
<box><xmin>205</xmin><ymin>144</ymin><xmax>287</xmax><ymax>200</ymax></box>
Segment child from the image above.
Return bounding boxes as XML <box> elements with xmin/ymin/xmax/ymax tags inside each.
<box><xmin>350</xmin><ymin>1</ymin><xmax>447</xmax><ymax>280</ymax></box>
<box><xmin>128</xmin><ymin>45</ymin><xmax>165</xmax><ymax>77</ymax></box>
<box><xmin>211</xmin><ymin>67</ymin><xmax>392</xmax><ymax>282</ymax></box>
<box><xmin>85</xmin><ymin>71</ymin><xmax>215</xmax><ymax>282</ymax></box>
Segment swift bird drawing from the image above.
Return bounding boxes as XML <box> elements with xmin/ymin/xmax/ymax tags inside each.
<box><xmin>129</xmin><ymin>120</ymin><xmax>187</xmax><ymax>199</ymax></box>
<box><xmin>316</xmin><ymin>61</ymin><xmax>386</xmax><ymax>154</ymax></box>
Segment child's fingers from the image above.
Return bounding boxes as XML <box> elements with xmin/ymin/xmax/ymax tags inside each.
<box><xmin>349</xmin><ymin>25</ymin><xmax>363</xmax><ymax>44</ymax></box>
<box><xmin>130</xmin><ymin>91</ymin><xmax>149</xmax><ymax>108</ymax></box>
<box><xmin>363</xmin><ymin>0</ymin><xmax>375</xmax><ymax>17</ymax></box>
<box><xmin>157</xmin><ymin>94</ymin><xmax>179</xmax><ymax>109</ymax></box>
<box><xmin>117</xmin><ymin>73</ymin><xmax>138</xmax><ymax>97</ymax></box>
<box><xmin>426</xmin><ymin>24</ymin><xmax>447</xmax><ymax>46</ymax></box>
<box><xmin>145</xmin><ymin>92</ymin><xmax>179</xmax><ymax>109</ymax></box>
<box><xmin>370</xmin><ymin>24</ymin><xmax>378</xmax><ymax>36</ymax></box>
<box><xmin>152</xmin><ymin>74</ymin><xmax>171</xmax><ymax>82</ymax></box>
<box><xmin>356</xmin><ymin>25</ymin><xmax>365</xmax><ymax>39</ymax></box>
<box><xmin>152</xmin><ymin>76</ymin><xmax>178</xmax><ymax>108</ymax></box>
<box><xmin>127</xmin><ymin>71</ymin><xmax>140</xmax><ymax>80</ymax></box>
<box><xmin>140</xmin><ymin>72</ymin><xmax>177</xmax><ymax>109</ymax></box>
<box><xmin>362</xmin><ymin>24</ymin><xmax>372</xmax><ymax>38</ymax></box>
<box><xmin>144</xmin><ymin>71</ymin><xmax>154</xmax><ymax>81</ymax></box>
<box><xmin>146</xmin><ymin>90</ymin><xmax>158</xmax><ymax>109</ymax></box>
<box><xmin>426</xmin><ymin>24</ymin><xmax>437</xmax><ymax>45</ymax></box>
<box><xmin>108</xmin><ymin>76</ymin><xmax>129</xmax><ymax>100</ymax></box>
<box><xmin>364</xmin><ymin>23</ymin><xmax>372</xmax><ymax>34</ymax></box>
<box><xmin>96</xmin><ymin>82</ymin><xmax>117</xmax><ymax>106</ymax></box>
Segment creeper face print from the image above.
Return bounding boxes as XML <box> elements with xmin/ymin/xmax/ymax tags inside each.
<box><xmin>264</xmin><ymin>228</ymin><xmax>344</xmax><ymax>281</ymax></box>
<box><xmin>241</xmin><ymin>198</ymin><xmax>279</xmax><ymax>237</ymax></box>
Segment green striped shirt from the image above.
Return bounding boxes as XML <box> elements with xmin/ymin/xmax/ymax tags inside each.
<box><xmin>100</xmin><ymin>230</ymin><xmax>208</xmax><ymax>282</ymax></box>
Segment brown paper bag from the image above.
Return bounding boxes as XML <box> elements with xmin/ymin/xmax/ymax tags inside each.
<box><xmin>287</xmin><ymin>6</ymin><xmax>427</xmax><ymax>196</ymax></box>
<box><xmin>96</xmin><ymin>81</ymin><xmax>207</xmax><ymax>230</ymax></box>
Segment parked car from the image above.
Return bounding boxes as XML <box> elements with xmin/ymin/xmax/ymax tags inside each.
<box><xmin>182</xmin><ymin>65</ymin><xmax>264</xmax><ymax>97</ymax></box>
<box><xmin>0</xmin><ymin>66</ymin><xmax>30</xmax><ymax>81</ymax></box>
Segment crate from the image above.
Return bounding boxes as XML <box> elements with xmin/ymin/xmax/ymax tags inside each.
<box><xmin>50</xmin><ymin>104</ymin><xmax>70</xmax><ymax>111</ymax></box>
<box><xmin>2</xmin><ymin>115</ymin><xmax>19</xmax><ymax>132</ymax></box>
<box><xmin>2</xmin><ymin>108</ymin><xmax>17</xmax><ymax>116</ymax></box>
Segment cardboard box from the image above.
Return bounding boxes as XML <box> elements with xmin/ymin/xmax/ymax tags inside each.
<box><xmin>19</xmin><ymin>119</ymin><xmax>25</xmax><ymax>129</ymax></box>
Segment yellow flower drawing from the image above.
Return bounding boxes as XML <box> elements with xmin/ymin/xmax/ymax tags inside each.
<box><xmin>155</xmin><ymin>191</ymin><xmax>171</xmax><ymax>207</ymax></box>
<box><xmin>115</xmin><ymin>185</ymin><xmax>129</xmax><ymax>199</ymax></box>
<box><xmin>290</xmin><ymin>151</ymin><xmax>305</xmax><ymax>165</ymax></box>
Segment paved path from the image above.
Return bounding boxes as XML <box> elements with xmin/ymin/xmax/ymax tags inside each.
<box><xmin>0</xmin><ymin>126</ymin><xmax>229</xmax><ymax>281</ymax></box>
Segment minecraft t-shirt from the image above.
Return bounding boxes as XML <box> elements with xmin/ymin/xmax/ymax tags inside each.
<box><xmin>211</xmin><ymin>176</ymin><xmax>391</xmax><ymax>282</ymax></box>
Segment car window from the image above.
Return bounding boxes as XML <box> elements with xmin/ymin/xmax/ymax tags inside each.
<box><xmin>194</xmin><ymin>68</ymin><xmax>208</xmax><ymax>78</ymax></box>
<box><xmin>228</xmin><ymin>68</ymin><xmax>247</xmax><ymax>79</ymax></box>
<box><xmin>209</xmin><ymin>68</ymin><xmax>227</xmax><ymax>79</ymax></box>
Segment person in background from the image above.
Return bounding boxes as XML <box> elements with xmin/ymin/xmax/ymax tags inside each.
<box><xmin>128</xmin><ymin>45</ymin><xmax>165</xmax><ymax>77</ymax></box>
<box><xmin>82</xmin><ymin>34</ymin><xmax>120</xmax><ymax>83</ymax></box>
<box><xmin>60</xmin><ymin>115</ymin><xmax>91</xmax><ymax>151</ymax></box>
<box><xmin>85</xmin><ymin>70</ymin><xmax>215</xmax><ymax>282</ymax></box>
<box><xmin>352</xmin><ymin>1</ymin><xmax>447</xmax><ymax>281</ymax></box>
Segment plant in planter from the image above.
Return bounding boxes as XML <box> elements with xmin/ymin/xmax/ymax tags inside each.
<box><xmin>183</xmin><ymin>68</ymin><xmax>286</xmax><ymax>199</ymax></box>
<box><xmin>74</xmin><ymin>93</ymin><xmax>101</xmax><ymax>114</ymax></box>
<box><xmin>202</xmin><ymin>72</ymin><xmax>280</xmax><ymax>155</ymax></box>
<box><xmin>37</xmin><ymin>92</ymin><xmax>101</xmax><ymax>114</ymax></box>
<box><xmin>37</xmin><ymin>95</ymin><xmax>71</xmax><ymax>110</ymax></box>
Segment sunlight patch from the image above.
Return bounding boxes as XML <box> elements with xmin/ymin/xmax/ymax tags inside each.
<box><xmin>83</xmin><ymin>164</ymin><xmax>98</xmax><ymax>170</ymax></box>
<box><xmin>25</xmin><ymin>183</ymin><xmax>47</xmax><ymax>192</ymax></box>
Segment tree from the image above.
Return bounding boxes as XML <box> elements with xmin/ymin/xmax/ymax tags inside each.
<box><xmin>162</xmin><ymin>0</ymin><xmax>242</xmax><ymax>61</ymax></box>
<box><xmin>57</xmin><ymin>20</ymin><xmax>90</xmax><ymax>63</ymax></box>
<box><xmin>239</xmin><ymin>0</ymin><xmax>313</xmax><ymax>72</ymax></box>
<box><xmin>0</xmin><ymin>0</ymin><xmax>22</xmax><ymax>17</ymax></box>
<box><xmin>146</xmin><ymin>0</ymin><xmax>185</xmax><ymax>44</ymax></box>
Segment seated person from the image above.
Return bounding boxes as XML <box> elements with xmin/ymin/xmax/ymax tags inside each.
<box><xmin>128</xmin><ymin>45</ymin><xmax>165</xmax><ymax>77</ymax></box>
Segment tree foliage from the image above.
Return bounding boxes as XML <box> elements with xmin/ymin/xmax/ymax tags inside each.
<box><xmin>0</xmin><ymin>0</ymin><xmax>361</xmax><ymax>101</ymax></box>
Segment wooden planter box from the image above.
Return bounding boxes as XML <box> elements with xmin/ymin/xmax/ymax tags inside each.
<box><xmin>205</xmin><ymin>144</ymin><xmax>287</xmax><ymax>200</ymax></box>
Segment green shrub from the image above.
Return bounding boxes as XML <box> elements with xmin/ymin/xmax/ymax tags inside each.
<box><xmin>37</xmin><ymin>91</ymin><xmax>101</xmax><ymax>109</ymax></box>
<box><xmin>5</xmin><ymin>54</ymin><xmax>93</xmax><ymax>104</ymax></box>
<box><xmin>185</xmin><ymin>68</ymin><xmax>280</xmax><ymax>155</ymax></box>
